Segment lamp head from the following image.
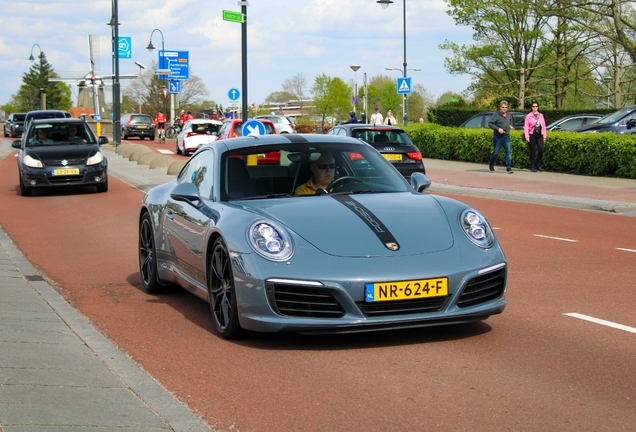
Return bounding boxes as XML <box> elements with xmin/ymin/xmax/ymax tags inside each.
<box><xmin>146</xmin><ymin>42</ymin><xmax>155</xmax><ymax>53</ymax></box>
<box><xmin>350</xmin><ymin>64</ymin><xmax>361</xmax><ymax>72</ymax></box>
<box><xmin>377</xmin><ymin>0</ymin><xmax>393</xmax><ymax>9</ymax></box>
<box><xmin>28</xmin><ymin>54</ymin><xmax>35</xmax><ymax>61</ymax></box>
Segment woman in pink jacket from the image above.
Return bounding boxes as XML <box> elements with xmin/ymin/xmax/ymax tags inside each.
<box><xmin>524</xmin><ymin>102</ymin><xmax>547</xmax><ymax>172</ymax></box>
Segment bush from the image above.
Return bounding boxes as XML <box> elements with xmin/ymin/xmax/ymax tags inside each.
<box><xmin>403</xmin><ymin>123</ymin><xmax>636</xmax><ymax>179</ymax></box>
<box><xmin>295</xmin><ymin>124</ymin><xmax>316</xmax><ymax>133</ymax></box>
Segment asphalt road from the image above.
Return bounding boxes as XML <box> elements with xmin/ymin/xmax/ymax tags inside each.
<box><xmin>1</xmin><ymin>137</ymin><xmax>634</xmax><ymax>431</ymax></box>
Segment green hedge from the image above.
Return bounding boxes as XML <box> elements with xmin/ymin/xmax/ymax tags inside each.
<box><xmin>404</xmin><ymin>123</ymin><xmax>636</xmax><ymax>179</ymax></box>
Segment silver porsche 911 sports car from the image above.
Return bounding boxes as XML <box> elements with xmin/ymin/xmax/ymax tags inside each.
<box><xmin>138</xmin><ymin>134</ymin><xmax>507</xmax><ymax>339</ymax></box>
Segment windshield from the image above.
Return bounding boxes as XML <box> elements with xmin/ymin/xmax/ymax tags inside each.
<box><xmin>26</xmin><ymin>122</ymin><xmax>95</xmax><ymax>146</ymax></box>
<box><xmin>596</xmin><ymin>107</ymin><xmax>635</xmax><ymax>124</ymax></box>
<box><xmin>221</xmin><ymin>141</ymin><xmax>410</xmax><ymax>201</ymax></box>
<box><xmin>14</xmin><ymin>114</ymin><xmax>26</xmax><ymax>121</ymax></box>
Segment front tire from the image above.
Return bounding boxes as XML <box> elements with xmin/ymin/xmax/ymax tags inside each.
<box><xmin>208</xmin><ymin>238</ymin><xmax>246</xmax><ymax>339</ymax></box>
<box><xmin>19</xmin><ymin>176</ymin><xmax>32</xmax><ymax>196</ymax></box>
<box><xmin>139</xmin><ymin>212</ymin><xmax>162</xmax><ymax>294</ymax></box>
<box><xmin>96</xmin><ymin>176</ymin><xmax>108</xmax><ymax>193</ymax></box>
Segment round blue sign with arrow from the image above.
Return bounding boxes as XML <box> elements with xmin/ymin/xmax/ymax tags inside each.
<box><xmin>228</xmin><ymin>88</ymin><xmax>240</xmax><ymax>101</ymax></box>
<box><xmin>242</xmin><ymin>119</ymin><xmax>266</xmax><ymax>137</ymax></box>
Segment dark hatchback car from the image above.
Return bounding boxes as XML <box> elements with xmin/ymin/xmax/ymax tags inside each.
<box><xmin>326</xmin><ymin>124</ymin><xmax>424</xmax><ymax>179</ymax></box>
<box><xmin>460</xmin><ymin>111</ymin><xmax>526</xmax><ymax>129</ymax></box>
<box><xmin>4</xmin><ymin>112</ymin><xmax>26</xmax><ymax>137</ymax></box>
<box><xmin>574</xmin><ymin>106</ymin><xmax>636</xmax><ymax>134</ymax></box>
<box><xmin>11</xmin><ymin>118</ymin><xmax>109</xmax><ymax>196</ymax></box>
<box><xmin>120</xmin><ymin>114</ymin><xmax>156</xmax><ymax>140</ymax></box>
<box><xmin>546</xmin><ymin>114</ymin><xmax>602</xmax><ymax>131</ymax></box>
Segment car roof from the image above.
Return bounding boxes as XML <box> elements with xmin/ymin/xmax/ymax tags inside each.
<box><xmin>31</xmin><ymin>118</ymin><xmax>88</xmax><ymax>125</ymax></box>
<box><xmin>189</xmin><ymin>119</ymin><xmax>223</xmax><ymax>124</ymax></box>
<box><xmin>209</xmin><ymin>133</ymin><xmax>367</xmax><ymax>152</ymax></box>
<box><xmin>334</xmin><ymin>124</ymin><xmax>406</xmax><ymax>131</ymax></box>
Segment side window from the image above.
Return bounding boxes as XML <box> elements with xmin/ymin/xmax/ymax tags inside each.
<box><xmin>619</xmin><ymin>112</ymin><xmax>636</xmax><ymax>126</ymax></box>
<box><xmin>463</xmin><ymin>116</ymin><xmax>484</xmax><ymax>127</ymax></box>
<box><xmin>559</xmin><ymin>118</ymin><xmax>584</xmax><ymax>130</ymax></box>
<box><xmin>177</xmin><ymin>150</ymin><xmax>215</xmax><ymax>199</ymax></box>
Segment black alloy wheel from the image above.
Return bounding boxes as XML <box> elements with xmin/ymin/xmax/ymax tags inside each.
<box><xmin>208</xmin><ymin>238</ymin><xmax>245</xmax><ymax>339</ymax></box>
<box><xmin>139</xmin><ymin>213</ymin><xmax>162</xmax><ymax>293</ymax></box>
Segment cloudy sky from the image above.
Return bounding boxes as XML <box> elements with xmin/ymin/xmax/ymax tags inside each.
<box><xmin>0</xmin><ymin>0</ymin><xmax>475</xmax><ymax>109</ymax></box>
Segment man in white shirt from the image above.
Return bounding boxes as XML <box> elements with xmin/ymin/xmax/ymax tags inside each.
<box><xmin>370</xmin><ymin>107</ymin><xmax>384</xmax><ymax>125</ymax></box>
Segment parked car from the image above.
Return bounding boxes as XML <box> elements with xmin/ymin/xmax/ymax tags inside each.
<box><xmin>253</xmin><ymin>114</ymin><xmax>296</xmax><ymax>134</ymax></box>
<box><xmin>11</xmin><ymin>118</ymin><xmax>109</xmax><ymax>196</ymax></box>
<box><xmin>545</xmin><ymin>114</ymin><xmax>602</xmax><ymax>131</ymax></box>
<box><xmin>138</xmin><ymin>134</ymin><xmax>507</xmax><ymax>339</ymax></box>
<box><xmin>326</xmin><ymin>124</ymin><xmax>425</xmax><ymax>179</ymax></box>
<box><xmin>459</xmin><ymin>111</ymin><xmax>526</xmax><ymax>129</ymax></box>
<box><xmin>120</xmin><ymin>114</ymin><xmax>156</xmax><ymax>140</ymax></box>
<box><xmin>4</xmin><ymin>112</ymin><xmax>26</xmax><ymax>137</ymax></box>
<box><xmin>217</xmin><ymin>118</ymin><xmax>277</xmax><ymax>139</ymax></box>
<box><xmin>574</xmin><ymin>106</ymin><xmax>636</xmax><ymax>134</ymax></box>
<box><xmin>176</xmin><ymin>119</ymin><xmax>223</xmax><ymax>156</ymax></box>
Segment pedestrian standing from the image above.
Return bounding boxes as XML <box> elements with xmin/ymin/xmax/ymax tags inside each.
<box><xmin>488</xmin><ymin>100</ymin><xmax>515</xmax><ymax>174</ymax></box>
<box><xmin>524</xmin><ymin>101</ymin><xmax>547</xmax><ymax>172</ymax></box>
<box><xmin>370</xmin><ymin>107</ymin><xmax>383</xmax><ymax>125</ymax></box>
<box><xmin>384</xmin><ymin>110</ymin><xmax>397</xmax><ymax>125</ymax></box>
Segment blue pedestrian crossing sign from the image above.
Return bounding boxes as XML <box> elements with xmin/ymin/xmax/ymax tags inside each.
<box><xmin>397</xmin><ymin>77</ymin><xmax>412</xmax><ymax>95</ymax></box>
<box><xmin>242</xmin><ymin>119</ymin><xmax>266</xmax><ymax>137</ymax></box>
<box><xmin>168</xmin><ymin>80</ymin><xmax>181</xmax><ymax>94</ymax></box>
<box><xmin>228</xmin><ymin>88</ymin><xmax>240</xmax><ymax>101</ymax></box>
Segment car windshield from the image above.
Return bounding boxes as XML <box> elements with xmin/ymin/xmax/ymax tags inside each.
<box><xmin>14</xmin><ymin>114</ymin><xmax>26</xmax><ymax>121</ymax></box>
<box><xmin>26</xmin><ymin>122</ymin><xmax>95</xmax><ymax>147</ymax></box>
<box><xmin>130</xmin><ymin>115</ymin><xmax>152</xmax><ymax>124</ymax></box>
<box><xmin>220</xmin><ymin>141</ymin><xmax>410</xmax><ymax>201</ymax></box>
<box><xmin>350</xmin><ymin>128</ymin><xmax>414</xmax><ymax>146</ymax></box>
<box><xmin>596</xmin><ymin>107</ymin><xmax>634</xmax><ymax>124</ymax></box>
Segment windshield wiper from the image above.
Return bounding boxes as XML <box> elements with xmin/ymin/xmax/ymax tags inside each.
<box><xmin>237</xmin><ymin>193</ymin><xmax>293</xmax><ymax>200</ymax></box>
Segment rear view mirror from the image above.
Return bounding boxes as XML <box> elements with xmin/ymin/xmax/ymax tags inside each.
<box><xmin>12</xmin><ymin>140</ymin><xmax>21</xmax><ymax>149</ymax></box>
<box><xmin>626</xmin><ymin>119</ymin><xmax>636</xmax><ymax>130</ymax></box>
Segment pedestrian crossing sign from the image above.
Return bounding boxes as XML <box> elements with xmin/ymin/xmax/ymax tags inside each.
<box><xmin>397</xmin><ymin>77</ymin><xmax>412</xmax><ymax>95</ymax></box>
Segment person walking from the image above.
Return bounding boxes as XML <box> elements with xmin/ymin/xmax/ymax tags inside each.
<box><xmin>370</xmin><ymin>107</ymin><xmax>383</xmax><ymax>125</ymax></box>
<box><xmin>524</xmin><ymin>101</ymin><xmax>547</xmax><ymax>172</ymax></box>
<box><xmin>488</xmin><ymin>100</ymin><xmax>515</xmax><ymax>174</ymax></box>
<box><xmin>384</xmin><ymin>110</ymin><xmax>397</xmax><ymax>125</ymax></box>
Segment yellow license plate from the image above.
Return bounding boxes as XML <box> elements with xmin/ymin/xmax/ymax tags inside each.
<box><xmin>137</xmin><ymin>125</ymin><xmax>147</xmax><ymax>129</ymax></box>
<box><xmin>53</xmin><ymin>168</ymin><xmax>80</xmax><ymax>176</ymax></box>
<box><xmin>382</xmin><ymin>153</ymin><xmax>402</xmax><ymax>161</ymax></box>
<box><xmin>365</xmin><ymin>277</ymin><xmax>448</xmax><ymax>302</ymax></box>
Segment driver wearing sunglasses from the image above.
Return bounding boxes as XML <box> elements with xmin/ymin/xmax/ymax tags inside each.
<box><xmin>295</xmin><ymin>152</ymin><xmax>336</xmax><ymax>195</ymax></box>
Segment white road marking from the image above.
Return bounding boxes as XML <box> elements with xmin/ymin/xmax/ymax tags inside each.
<box><xmin>157</xmin><ymin>149</ymin><xmax>174</xmax><ymax>154</ymax></box>
<box><xmin>564</xmin><ymin>313</ymin><xmax>636</xmax><ymax>334</ymax></box>
<box><xmin>616</xmin><ymin>248</ymin><xmax>636</xmax><ymax>253</ymax></box>
<box><xmin>533</xmin><ymin>234</ymin><xmax>578</xmax><ymax>242</ymax></box>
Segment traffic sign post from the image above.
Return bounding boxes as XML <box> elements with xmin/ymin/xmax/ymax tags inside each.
<box><xmin>168</xmin><ymin>80</ymin><xmax>181</xmax><ymax>94</ymax></box>
<box><xmin>241</xmin><ymin>119</ymin><xmax>266</xmax><ymax>137</ymax></box>
<box><xmin>223</xmin><ymin>10</ymin><xmax>243</xmax><ymax>23</ymax></box>
<box><xmin>118</xmin><ymin>37</ymin><xmax>132</xmax><ymax>59</ymax></box>
<box><xmin>228</xmin><ymin>88</ymin><xmax>240</xmax><ymax>101</ymax></box>
<box><xmin>158</xmin><ymin>51</ymin><xmax>189</xmax><ymax>80</ymax></box>
<box><xmin>397</xmin><ymin>77</ymin><xmax>412</xmax><ymax>95</ymax></box>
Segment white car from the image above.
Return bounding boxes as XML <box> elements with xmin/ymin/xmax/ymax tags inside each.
<box><xmin>253</xmin><ymin>115</ymin><xmax>296</xmax><ymax>134</ymax></box>
<box><xmin>176</xmin><ymin>119</ymin><xmax>223</xmax><ymax>156</ymax></box>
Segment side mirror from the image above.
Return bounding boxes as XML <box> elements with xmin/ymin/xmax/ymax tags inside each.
<box><xmin>98</xmin><ymin>136</ymin><xmax>109</xmax><ymax>145</ymax></box>
<box><xmin>411</xmin><ymin>172</ymin><xmax>431</xmax><ymax>193</ymax></box>
<box><xmin>170</xmin><ymin>182</ymin><xmax>201</xmax><ymax>206</ymax></box>
<box><xmin>12</xmin><ymin>140</ymin><xmax>21</xmax><ymax>149</ymax></box>
<box><xmin>626</xmin><ymin>119</ymin><xmax>636</xmax><ymax>130</ymax></box>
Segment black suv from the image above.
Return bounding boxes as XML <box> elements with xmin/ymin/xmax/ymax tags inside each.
<box><xmin>120</xmin><ymin>114</ymin><xmax>156</xmax><ymax>140</ymax></box>
<box><xmin>460</xmin><ymin>111</ymin><xmax>526</xmax><ymax>129</ymax></box>
<box><xmin>4</xmin><ymin>112</ymin><xmax>26</xmax><ymax>137</ymax></box>
<box><xmin>574</xmin><ymin>106</ymin><xmax>636</xmax><ymax>134</ymax></box>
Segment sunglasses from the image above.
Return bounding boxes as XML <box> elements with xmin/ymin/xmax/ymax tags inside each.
<box><xmin>316</xmin><ymin>163</ymin><xmax>335</xmax><ymax>170</ymax></box>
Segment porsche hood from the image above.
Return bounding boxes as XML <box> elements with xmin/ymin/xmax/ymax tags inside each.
<box><xmin>244</xmin><ymin>192</ymin><xmax>455</xmax><ymax>257</ymax></box>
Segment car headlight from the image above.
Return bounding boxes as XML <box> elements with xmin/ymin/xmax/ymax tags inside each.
<box><xmin>24</xmin><ymin>154</ymin><xmax>43</xmax><ymax>168</ymax></box>
<box><xmin>459</xmin><ymin>209</ymin><xmax>495</xmax><ymax>248</ymax></box>
<box><xmin>248</xmin><ymin>220</ymin><xmax>294</xmax><ymax>262</ymax></box>
<box><xmin>87</xmin><ymin>152</ymin><xmax>104</xmax><ymax>165</ymax></box>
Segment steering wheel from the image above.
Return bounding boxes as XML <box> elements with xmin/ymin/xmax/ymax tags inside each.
<box><xmin>326</xmin><ymin>176</ymin><xmax>363</xmax><ymax>193</ymax></box>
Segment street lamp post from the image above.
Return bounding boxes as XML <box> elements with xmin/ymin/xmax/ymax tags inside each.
<box><xmin>378</xmin><ymin>0</ymin><xmax>419</xmax><ymax>124</ymax></box>
<box><xmin>28</xmin><ymin>44</ymin><xmax>45</xmax><ymax>110</ymax></box>
<box><xmin>146</xmin><ymin>29</ymin><xmax>174</xmax><ymax>124</ymax></box>
<box><xmin>350</xmin><ymin>64</ymin><xmax>360</xmax><ymax>116</ymax></box>
<box><xmin>108</xmin><ymin>0</ymin><xmax>122</xmax><ymax>145</ymax></box>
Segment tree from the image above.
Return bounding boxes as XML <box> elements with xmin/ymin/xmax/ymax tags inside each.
<box><xmin>408</xmin><ymin>84</ymin><xmax>437</xmax><ymax>122</ymax></box>
<box><xmin>264</xmin><ymin>91</ymin><xmax>295</xmax><ymax>104</ymax></box>
<box><xmin>12</xmin><ymin>52</ymin><xmax>72</xmax><ymax>111</ymax></box>
<box><xmin>310</xmin><ymin>74</ymin><xmax>351</xmax><ymax>125</ymax></box>
<box><xmin>282</xmin><ymin>73</ymin><xmax>308</xmax><ymax>113</ymax></box>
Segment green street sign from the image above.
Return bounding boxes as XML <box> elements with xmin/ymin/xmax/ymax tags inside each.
<box><xmin>223</xmin><ymin>10</ymin><xmax>243</xmax><ymax>23</ymax></box>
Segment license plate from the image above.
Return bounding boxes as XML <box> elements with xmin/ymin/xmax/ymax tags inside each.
<box><xmin>52</xmin><ymin>168</ymin><xmax>80</xmax><ymax>176</ymax></box>
<box><xmin>137</xmin><ymin>125</ymin><xmax>147</xmax><ymax>129</ymax></box>
<box><xmin>365</xmin><ymin>277</ymin><xmax>448</xmax><ymax>302</ymax></box>
<box><xmin>382</xmin><ymin>153</ymin><xmax>402</xmax><ymax>161</ymax></box>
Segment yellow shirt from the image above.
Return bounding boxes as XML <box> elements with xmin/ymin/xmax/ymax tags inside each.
<box><xmin>295</xmin><ymin>177</ymin><xmax>319</xmax><ymax>195</ymax></box>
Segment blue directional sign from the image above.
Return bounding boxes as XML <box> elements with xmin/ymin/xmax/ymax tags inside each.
<box><xmin>397</xmin><ymin>77</ymin><xmax>412</xmax><ymax>95</ymax></box>
<box><xmin>158</xmin><ymin>50</ymin><xmax>189</xmax><ymax>80</ymax></box>
<box><xmin>168</xmin><ymin>80</ymin><xmax>181</xmax><ymax>94</ymax></box>
<box><xmin>228</xmin><ymin>88</ymin><xmax>240</xmax><ymax>101</ymax></box>
<box><xmin>242</xmin><ymin>119</ymin><xmax>266</xmax><ymax>137</ymax></box>
<box><xmin>118</xmin><ymin>37</ymin><xmax>132</xmax><ymax>59</ymax></box>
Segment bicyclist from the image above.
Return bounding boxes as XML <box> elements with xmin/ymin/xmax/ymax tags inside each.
<box><xmin>155</xmin><ymin>111</ymin><xmax>167</xmax><ymax>140</ymax></box>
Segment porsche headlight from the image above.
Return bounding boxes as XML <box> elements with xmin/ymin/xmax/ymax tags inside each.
<box><xmin>24</xmin><ymin>154</ymin><xmax>43</xmax><ymax>168</ymax></box>
<box><xmin>87</xmin><ymin>152</ymin><xmax>104</xmax><ymax>165</ymax></box>
<box><xmin>248</xmin><ymin>220</ymin><xmax>294</xmax><ymax>262</ymax></box>
<box><xmin>459</xmin><ymin>209</ymin><xmax>494</xmax><ymax>248</ymax></box>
